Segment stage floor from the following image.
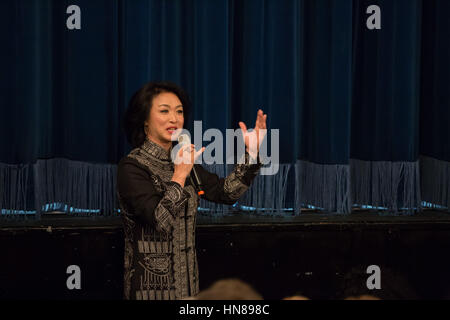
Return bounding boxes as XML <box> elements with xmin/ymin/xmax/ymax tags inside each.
<box><xmin>1</xmin><ymin>209</ymin><xmax>450</xmax><ymax>299</ymax></box>
<box><xmin>1</xmin><ymin>209</ymin><xmax>449</xmax><ymax>229</ymax></box>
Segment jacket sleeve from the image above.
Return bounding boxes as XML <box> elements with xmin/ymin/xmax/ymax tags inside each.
<box><xmin>194</xmin><ymin>152</ymin><xmax>262</xmax><ymax>205</ymax></box>
<box><xmin>117</xmin><ymin>158</ymin><xmax>190</xmax><ymax>233</ymax></box>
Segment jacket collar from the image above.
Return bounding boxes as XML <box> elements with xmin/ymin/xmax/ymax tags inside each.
<box><xmin>141</xmin><ymin>138</ymin><xmax>172</xmax><ymax>161</ymax></box>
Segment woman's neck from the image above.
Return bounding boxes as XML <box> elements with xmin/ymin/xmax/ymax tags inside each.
<box><xmin>147</xmin><ymin>136</ymin><xmax>172</xmax><ymax>152</ymax></box>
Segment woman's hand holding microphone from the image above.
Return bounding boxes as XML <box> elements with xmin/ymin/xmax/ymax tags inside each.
<box><xmin>171</xmin><ymin>144</ymin><xmax>205</xmax><ymax>188</ymax></box>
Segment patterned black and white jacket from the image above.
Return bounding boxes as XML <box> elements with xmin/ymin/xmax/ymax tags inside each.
<box><xmin>117</xmin><ymin>138</ymin><xmax>261</xmax><ymax>300</ymax></box>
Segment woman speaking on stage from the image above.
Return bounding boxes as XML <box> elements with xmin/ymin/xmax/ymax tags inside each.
<box><xmin>117</xmin><ymin>81</ymin><xmax>268</xmax><ymax>300</ymax></box>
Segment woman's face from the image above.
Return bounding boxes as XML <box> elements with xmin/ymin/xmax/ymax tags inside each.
<box><xmin>145</xmin><ymin>91</ymin><xmax>184</xmax><ymax>149</ymax></box>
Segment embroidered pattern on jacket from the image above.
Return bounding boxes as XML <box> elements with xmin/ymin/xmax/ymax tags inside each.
<box><xmin>119</xmin><ymin>139</ymin><xmax>260</xmax><ymax>300</ymax></box>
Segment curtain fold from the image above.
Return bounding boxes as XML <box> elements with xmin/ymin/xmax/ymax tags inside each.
<box><xmin>419</xmin><ymin>0</ymin><xmax>450</xmax><ymax>211</ymax></box>
<box><xmin>0</xmin><ymin>0</ymin><xmax>448</xmax><ymax>217</ymax></box>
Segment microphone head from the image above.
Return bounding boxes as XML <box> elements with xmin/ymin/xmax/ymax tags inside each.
<box><xmin>177</xmin><ymin>133</ymin><xmax>191</xmax><ymax>146</ymax></box>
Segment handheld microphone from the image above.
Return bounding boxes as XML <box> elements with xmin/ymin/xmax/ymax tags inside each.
<box><xmin>177</xmin><ymin>134</ymin><xmax>205</xmax><ymax>197</ymax></box>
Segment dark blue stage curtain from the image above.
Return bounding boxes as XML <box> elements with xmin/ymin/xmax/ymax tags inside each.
<box><xmin>0</xmin><ymin>0</ymin><xmax>448</xmax><ymax>219</ymax></box>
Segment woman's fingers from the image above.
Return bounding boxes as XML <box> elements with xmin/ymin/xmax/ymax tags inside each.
<box><xmin>238</xmin><ymin>121</ymin><xmax>247</xmax><ymax>133</ymax></box>
<box><xmin>255</xmin><ymin>109</ymin><xmax>267</xmax><ymax>129</ymax></box>
<box><xmin>256</xmin><ymin>109</ymin><xmax>263</xmax><ymax>125</ymax></box>
<box><xmin>179</xmin><ymin>145</ymin><xmax>204</xmax><ymax>163</ymax></box>
<box><xmin>239</xmin><ymin>109</ymin><xmax>268</xmax><ymax>150</ymax></box>
<box><xmin>177</xmin><ymin>145</ymin><xmax>195</xmax><ymax>165</ymax></box>
<box><xmin>178</xmin><ymin>145</ymin><xmax>186</xmax><ymax>156</ymax></box>
<box><xmin>240</xmin><ymin>109</ymin><xmax>268</xmax><ymax>132</ymax></box>
<box><xmin>262</xmin><ymin>114</ymin><xmax>267</xmax><ymax>129</ymax></box>
<box><xmin>194</xmin><ymin>147</ymin><xmax>206</xmax><ymax>161</ymax></box>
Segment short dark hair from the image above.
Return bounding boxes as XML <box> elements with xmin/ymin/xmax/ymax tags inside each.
<box><xmin>122</xmin><ymin>81</ymin><xmax>191</xmax><ymax>148</ymax></box>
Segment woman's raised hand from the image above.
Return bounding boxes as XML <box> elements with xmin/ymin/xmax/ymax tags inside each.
<box><xmin>238</xmin><ymin>109</ymin><xmax>268</xmax><ymax>160</ymax></box>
